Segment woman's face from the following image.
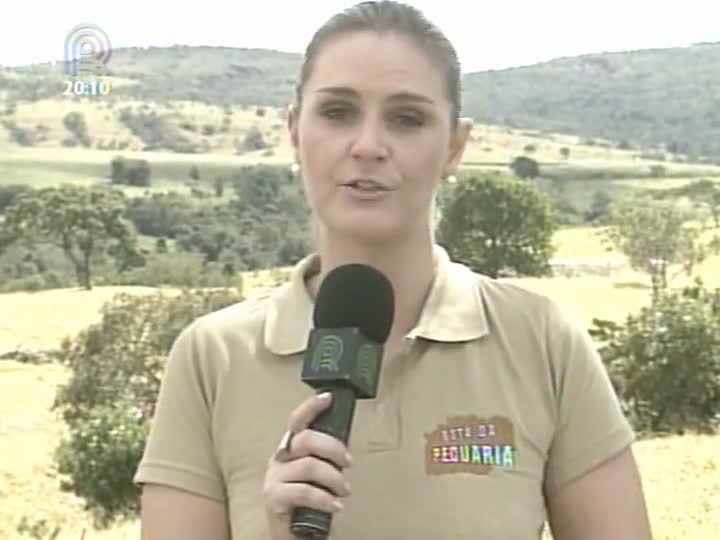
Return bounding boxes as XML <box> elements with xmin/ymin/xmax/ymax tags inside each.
<box><xmin>289</xmin><ymin>31</ymin><xmax>471</xmax><ymax>244</ymax></box>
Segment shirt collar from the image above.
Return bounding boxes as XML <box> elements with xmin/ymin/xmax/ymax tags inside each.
<box><xmin>264</xmin><ymin>245</ymin><xmax>490</xmax><ymax>356</ymax></box>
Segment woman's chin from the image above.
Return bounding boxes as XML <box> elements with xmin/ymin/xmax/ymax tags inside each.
<box><xmin>329</xmin><ymin>217</ymin><xmax>401</xmax><ymax>243</ymax></box>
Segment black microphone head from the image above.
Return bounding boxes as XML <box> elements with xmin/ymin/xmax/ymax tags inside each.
<box><xmin>313</xmin><ymin>264</ymin><xmax>395</xmax><ymax>343</ymax></box>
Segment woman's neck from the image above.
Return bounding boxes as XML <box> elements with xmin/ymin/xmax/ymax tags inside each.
<box><xmin>308</xmin><ymin>231</ymin><xmax>438</xmax><ymax>341</ymax></box>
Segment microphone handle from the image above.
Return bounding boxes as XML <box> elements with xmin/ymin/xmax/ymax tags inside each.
<box><xmin>290</xmin><ymin>386</ymin><xmax>357</xmax><ymax>539</ymax></box>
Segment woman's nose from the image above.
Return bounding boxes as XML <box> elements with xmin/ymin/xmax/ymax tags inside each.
<box><xmin>350</xmin><ymin>116</ymin><xmax>389</xmax><ymax>161</ymax></box>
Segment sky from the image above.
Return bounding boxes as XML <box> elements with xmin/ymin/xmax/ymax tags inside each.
<box><xmin>0</xmin><ymin>0</ymin><xmax>717</xmax><ymax>73</ymax></box>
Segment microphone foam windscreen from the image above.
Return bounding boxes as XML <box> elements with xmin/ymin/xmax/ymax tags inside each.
<box><xmin>313</xmin><ymin>264</ymin><xmax>395</xmax><ymax>343</ymax></box>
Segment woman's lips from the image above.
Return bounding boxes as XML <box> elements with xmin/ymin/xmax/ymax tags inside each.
<box><xmin>343</xmin><ymin>178</ymin><xmax>391</xmax><ymax>191</ymax></box>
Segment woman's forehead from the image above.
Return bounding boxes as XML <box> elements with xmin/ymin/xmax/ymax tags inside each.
<box><xmin>306</xmin><ymin>31</ymin><xmax>445</xmax><ymax>100</ymax></box>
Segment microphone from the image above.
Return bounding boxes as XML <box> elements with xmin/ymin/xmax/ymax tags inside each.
<box><xmin>290</xmin><ymin>264</ymin><xmax>395</xmax><ymax>539</ymax></box>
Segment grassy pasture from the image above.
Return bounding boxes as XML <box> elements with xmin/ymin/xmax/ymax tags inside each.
<box><xmin>1</xmin><ymin>263</ymin><xmax>718</xmax><ymax>538</ymax></box>
<box><xmin>0</xmin><ymin>220</ymin><xmax>719</xmax><ymax>538</ymax></box>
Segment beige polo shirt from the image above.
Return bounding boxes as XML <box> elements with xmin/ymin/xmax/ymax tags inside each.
<box><xmin>133</xmin><ymin>245</ymin><xmax>634</xmax><ymax>539</ymax></box>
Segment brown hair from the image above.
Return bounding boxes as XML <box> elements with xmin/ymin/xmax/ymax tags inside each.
<box><xmin>294</xmin><ymin>0</ymin><xmax>462</xmax><ymax>129</ymax></box>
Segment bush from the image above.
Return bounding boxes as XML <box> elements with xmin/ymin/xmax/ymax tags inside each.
<box><xmin>110</xmin><ymin>156</ymin><xmax>152</xmax><ymax>187</ymax></box>
<box><xmin>0</xmin><ymin>242</ymin><xmax>76</xmax><ymax>292</ymax></box>
<box><xmin>0</xmin><ymin>273</ymin><xmax>48</xmax><ymax>292</ymax></box>
<box><xmin>51</xmin><ymin>288</ymin><xmax>241</xmax><ymax>526</ymax></box>
<box><xmin>2</xmin><ymin>120</ymin><xmax>36</xmax><ymax>146</ymax></box>
<box><xmin>63</xmin><ymin>111</ymin><xmax>88</xmax><ymax>139</ymax></box>
<box><xmin>590</xmin><ymin>279</ymin><xmax>720</xmax><ymax>436</ymax></box>
<box><xmin>119</xmin><ymin>110</ymin><xmax>199</xmax><ymax>153</ymax></box>
<box><xmin>0</xmin><ymin>183</ymin><xmax>31</xmax><ymax>213</ymax></box>
<box><xmin>584</xmin><ymin>190</ymin><xmax>612</xmax><ymax>224</ymax></box>
<box><xmin>115</xmin><ymin>252</ymin><xmax>239</xmax><ymax>288</ymax></box>
<box><xmin>55</xmin><ymin>405</ymin><xmax>147</xmax><ymax>527</ymax></box>
<box><xmin>240</xmin><ymin>125</ymin><xmax>269</xmax><ymax>152</ymax></box>
<box><xmin>155</xmin><ymin>237</ymin><xmax>168</xmax><ymax>253</ymax></box>
<box><xmin>649</xmin><ymin>164</ymin><xmax>667</xmax><ymax>178</ymax></box>
<box><xmin>509</xmin><ymin>156</ymin><xmax>540</xmax><ymax>179</ymax></box>
<box><xmin>639</xmin><ymin>152</ymin><xmax>667</xmax><ymax>162</ymax></box>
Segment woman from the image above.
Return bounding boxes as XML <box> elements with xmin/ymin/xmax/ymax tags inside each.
<box><xmin>134</xmin><ymin>2</ymin><xmax>653</xmax><ymax>539</ymax></box>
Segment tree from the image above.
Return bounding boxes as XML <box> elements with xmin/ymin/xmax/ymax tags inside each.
<box><xmin>0</xmin><ymin>183</ymin><xmax>31</xmax><ymax>213</ymax></box>
<box><xmin>683</xmin><ymin>180</ymin><xmax>720</xmax><ymax>228</ymax></box>
<box><xmin>63</xmin><ymin>111</ymin><xmax>91</xmax><ymax>146</ymax></box>
<box><xmin>110</xmin><ymin>155</ymin><xmax>126</xmax><ymax>183</ymax></box>
<box><xmin>241</xmin><ymin>126</ymin><xmax>269</xmax><ymax>152</ymax></box>
<box><xmin>649</xmin><ymin>164</ymin><xmax>666</xmax><ymax>178</ymax></box>
<box><xmin>214</xmin><ymin>176</ymin><xmax>225</xmax><ymax>198</ymax></box>
<box><xmin>559</xmin><ymin>147</ymin><xmax>570</xmax><ymax>160</ymax></box>
<box><xmin>650</xmin><ymin>179</ymin><xmax>720</xmax><ymax>229</ymax></box>
<box><xmin>189</xmin><ymin>165</ymin><xmax>200</xmax><ymax>182</ymax></box>
<box><xmin>52</xmin><ymin>289</ymin><xmax>241</xmax><ymax>527</ymax></box>
<box><xmin>110</xmin><ymin>156</ymin><xmax>151</xmax><ymax>187</ymax></box>
<box><xmin>125</xmin><ymin>192</ymin><xmax>194</xmax><ymax>238</ymax></box>
<box><xmin>590</xmin><ymin>279</ymin><xmax>720</xmax><ymax>435</ymax></box>
<box><xmin>604</xmin><ymin>197</ymin><xmax>704</xmax><ymax>303</ymax></box>
<box><xmin>63</xmin><ymin>111</ymin><xmax>87</xmax><ymax>137</ymax></box>
<box><xmin>2</xmin><ymin>185</ymin><xmax>141</xmax><ymax>290</ymax></box>
<box><xmin>509</xmin><ymin>156</ymin><xmax>540</xmax><ymax>180</ymax></box>
<box><xmin>125</xmin><ymin>159</ymin><xmax>151</xmax><ymax>187</ymax></box>
<box><xmin>437</xmin><ymin>173</ymin><xmax>556</xmax><ymax>278</ymax></box>
<box><xmin>584</xmin><ymin>190</ymin><xmax>612</xmax><ymax>224</ymax></box>
<box><xmin>523</xmin><ymin>143</ymin><xmax>537</xmax><ymax>154</ymax></box>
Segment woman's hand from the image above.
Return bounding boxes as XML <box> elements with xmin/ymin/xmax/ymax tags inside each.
<box><xmin>263</xmin><ymin>392</ymin><xmax>353</xmax><ymax>540</ymax></box>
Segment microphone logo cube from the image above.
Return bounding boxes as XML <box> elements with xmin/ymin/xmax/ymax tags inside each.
<box><xmin>302</xmin><ymin>328</ymin><xmax>383</xmax><ymax>398</ymax></box>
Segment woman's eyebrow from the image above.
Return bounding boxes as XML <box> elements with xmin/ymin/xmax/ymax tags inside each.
<box><xmin>315</xmin><ymin>86</ymin><xmax>435</xmax><ymax>105</ymax></box>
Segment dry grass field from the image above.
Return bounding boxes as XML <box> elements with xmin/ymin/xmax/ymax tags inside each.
<box><xmin>1</xmin><ymin>229</ymin><xmax>719</xmax><ymax>538</ymax></box>
<box><xmin>8</xmin><ymin>97</ymin><xmax>716</xmax><ymax>190</ymax></box>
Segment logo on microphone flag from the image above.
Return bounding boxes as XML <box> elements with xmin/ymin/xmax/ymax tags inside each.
<box><xmin>424</xmin><ymin>414</ymin><xmax>516</xmax><ymax>475</ymax></box>
<box><xmin>312</xmin><ymin>335</ymin><xmax>343</xmax><ymax>372</ymax></box>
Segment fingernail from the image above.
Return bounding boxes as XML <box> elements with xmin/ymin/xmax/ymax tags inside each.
<box><xmin>332</xmin><ymin>500</ymin><xmax>344</xmax><ymax>511</ymax></box>
<box><xmin>345</xmin><ymin>452</ymin><xmax>353</xmax><ymax>465</ymax></box>
<box><xmin>318</xmin><ymin>392</ymin><xmax>331</xmax><ymax>400</ymax></box>
<box><xmin>344</xmin><ymin>481</ymin><xmax>351</xmax><ymax>493</ymax></box>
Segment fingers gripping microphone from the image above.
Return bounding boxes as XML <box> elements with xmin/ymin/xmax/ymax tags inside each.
<box><xmin>290</xmin><ymin>264</ymin><xmax>395</xmax><ymax>539</ymax></box>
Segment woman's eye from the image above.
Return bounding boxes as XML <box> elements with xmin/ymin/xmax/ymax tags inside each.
<box><xmin>320</xmin><ymin>106</ymin><xmax>424</xmax><ymax>127</ymax></box>
<box><xmin>394</xmin><ymin>114</ymin><xmax>423</xmax><ymax>127</ymax></box>
<box><xmin>322</xmin><ymin>107</ymin><xmax>351</xmax><ymax>120</ymax></box>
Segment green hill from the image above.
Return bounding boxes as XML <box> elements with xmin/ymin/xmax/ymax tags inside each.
<box><xmin>1</xmin><ymin>42</ymin><xmax>719</xmax><ymax>159</ymax></box>
<box><xmin>462</xmin><ymin>42</ymin><xmax>720</xmax><ymax>160</ymax></box>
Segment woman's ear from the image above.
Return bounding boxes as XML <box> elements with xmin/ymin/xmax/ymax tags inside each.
<box><xmin>443</xmin><ymin>117</ymin><xmax>473</xmax><ymax>178</ymax></box>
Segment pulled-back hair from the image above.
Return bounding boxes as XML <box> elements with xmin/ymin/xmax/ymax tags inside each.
<box><xmin>294</xmin><ymin>0</ymin><xmax>462</xmax><ymax>129</ymax></box>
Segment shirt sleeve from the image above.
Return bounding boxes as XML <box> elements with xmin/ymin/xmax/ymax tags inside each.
<box><xmin>133</xmin><ymin>319</ymin><xmax>227</xmax><ymax>502</ymax></box>
<box><xmin>543</xmin><ymin>301</ymin><xmax>635</xmax><ymax>496</ymax></box>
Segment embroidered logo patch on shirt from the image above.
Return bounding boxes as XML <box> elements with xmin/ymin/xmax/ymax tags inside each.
<box><xmin>424</xmin><ymin>414</ymin><xmax>516</xmax><ymax>475</ymax></box>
